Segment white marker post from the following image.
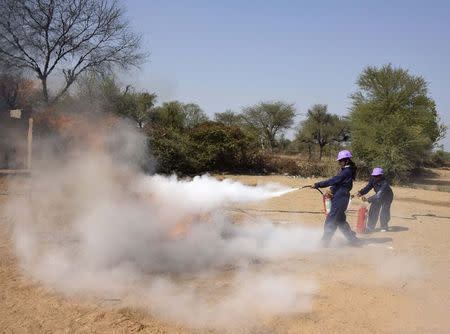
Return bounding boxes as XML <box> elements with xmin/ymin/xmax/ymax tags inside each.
<box><xmin>27</xmin><ymin>117</ymin><xmax>33</xmax><ymax>171</ymax></box>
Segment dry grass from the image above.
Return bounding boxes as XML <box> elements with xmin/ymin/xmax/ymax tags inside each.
<box><xmin>1</xmin><ymin>170</ymin><xmax>450</xmax><ymax>333</ymax></box>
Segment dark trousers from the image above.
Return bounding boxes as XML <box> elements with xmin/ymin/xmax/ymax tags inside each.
<box><xmin>322</xmin><ymin>196</ymin><xmax>357</xmax><ymax>246</ymax></box>
<box><xmin>367</xmin><ymin>196</ymin><xmax>393</xmax><ymax>230</ymax></box>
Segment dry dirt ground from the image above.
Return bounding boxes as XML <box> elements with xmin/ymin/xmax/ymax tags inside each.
<box><xmin>1</xmin><ymin>170</ymin><xmax>450</xmax><ymax>333</ymax></box>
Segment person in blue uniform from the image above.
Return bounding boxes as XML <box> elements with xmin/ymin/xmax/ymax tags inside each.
<box><xmin>356</xmin><ymin>167</ymin><xmax>394</xmax><ymax>232</ymax></box>
<box><xmin>312</xmin><ymin>150</ymin><xmax>359</xmax><ymax>247</ymax></box>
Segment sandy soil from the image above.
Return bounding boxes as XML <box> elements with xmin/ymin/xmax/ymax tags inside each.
<box><xmin>1</xmin><ymin>171</ymin><xmax>450</xmax><ymax>333</ymax></box>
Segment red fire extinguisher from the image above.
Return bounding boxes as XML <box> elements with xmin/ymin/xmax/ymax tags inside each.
<box><xmin>356</xmin><ymin>205</ymin><xmax>367</xmax><ymax>234</ymax></box>
<box><xmin>300</xmin><ymin>186</ymin><xmax>331</xmax><ymax>216</ymax></box>
<box><xmin>322</xmin><ymin>192</ymin><xmax>332</xmax><ymax>216</ymax></box>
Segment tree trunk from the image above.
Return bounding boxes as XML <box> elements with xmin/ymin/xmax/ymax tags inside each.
<box><xmin>41</xmin><ymin>77</ymin><xmax>49</xmax><ymax>104</ymax></box>
<box><xmin>268</xmin><ymin>132</ymin><xmax>276</xmax><ymax>151</ymax></box>
<box><xmin>318</xmin><ymin>144</ymin><xmax>324</xmax><ymax>161</ymax></box>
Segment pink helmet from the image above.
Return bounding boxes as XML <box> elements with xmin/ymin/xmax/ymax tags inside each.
<box><xmin>336</xmin><ymin>150</ymin><xmax>352</xmax><ymax>161</ymax></box>
<box><xmin>371</xmin><ymin>167</ymin><xmax>384</xmax><ymax>176</ymax></box>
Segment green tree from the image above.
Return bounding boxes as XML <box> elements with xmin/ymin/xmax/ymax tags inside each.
<box><xmin>144</xmin><ymin>124</ymin><xmax>192</xmax><ymax>174</ymax></box>
<box><xmin>241</xmin><ymin>101</ymin><xmax>296</xmax><ymax>150</ymax></box>
<box><xmin>54</xmin><ymin>73</ymin><xmax>119</xmax><ymax>114</ymax></box>
<box><xmin>73</xmin><ymin>73</ymin><xmax>157</xmax><ymax>128</ymax></box>
<box><xmin>275</xmin><ymin>134</ymin><xmax>292</xmax><ymax>152</ymax></box>
<box><xmin>152</xmin><ymin>101</ymin><xmax>187</xmax><ymax>130</ymax></box>
<box><xmin>151</xmin><ymin>101</ymin><xmax>208</xmax><ymax>130</ymax></box>
<box><xmin>145</xmin><ymin>121</ymin><xmax>265</xmax><ymax>174</ymax></box>
<box><xmin>189</xmin><ymin>122</ymin><xmax>248</xmax><ymax>172</ymax></box>
<box><xmin>116</xmin><ymin>90</ymin><xmax>157</xmax><ymax>128</ymax></box>
<box><xmin>350</xmin><ymin>64</ymin><xmax>447</xmax><ymax>182</ymax></box>
<box><xmin>296</xmin><ymin>104</ymin><xmax>349</xmax><ymax>160</ymax></box>
<box><xmin>214</xmin><ymin>110</ymin><xmax>243</xmax><ymax>127</ymax></box>
<box><xmin>72</xmin><ymin>73</ymin><xmax>121</xmax><ymax>112</ymax></box>
<box><xmin>294</xmin><ymin>134</ymin><xmax>314</xmax><ymax>160</ymax></box>
<box><xmin>184</xmin><ymin>103</ymin><xmax>208</xmax><ymax>128</ymax></box>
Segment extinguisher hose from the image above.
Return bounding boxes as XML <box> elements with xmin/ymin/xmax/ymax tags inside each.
<box><xmin>241</xmin><ymin>187</ymin><xmax>450</xmax><ymax>220</ymax></box>
<box><xmin>227</xmin><ymin>207</ymin><xmax>450</xmax><ymax>221</ymax></box>
<box><xmin>298</xmin><ymin>185</ymin><xmax>325</xmax><ymax>196</ymax></box>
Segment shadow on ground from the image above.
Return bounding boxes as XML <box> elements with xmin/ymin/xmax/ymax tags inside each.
<box><xmin>366</xmin><ymin>226</ymin><xmax>409</xmax><ymax>233</ymax></box>
<box><xmin>360</xmin><ymin>237</ymin><xmax>393</xmax><ymax>245</ymax></box>
<box><xmin>413</xmin><ymin>179</ymin><xmax>450</xmax><ymax>187</ymax></box>
<box><xmin>386</xmin><ymin>226</ymin><xmax>409</xmax><ymax>232</ymax></box>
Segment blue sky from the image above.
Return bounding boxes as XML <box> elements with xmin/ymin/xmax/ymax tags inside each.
<box><xmin>125</xmin><ymin>0</ymin><xmax>450</xmax><ymax>148</ymax></box>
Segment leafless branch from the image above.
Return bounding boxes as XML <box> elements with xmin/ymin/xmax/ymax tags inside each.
<box><xmin>0</xmin><ymin>0</ymin><xmax>146</xmax><ymax>104</ymax></box>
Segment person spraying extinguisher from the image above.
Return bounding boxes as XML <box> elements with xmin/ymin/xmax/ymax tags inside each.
<box><xmin>356</xmin><ymin>167</ymin><xmax>394</xmax><ymax>232</ymax></box>
<box><xmin>309</xmin><ymin>150</ymin><xmax>359</xmax><ymax>247</ymax></box>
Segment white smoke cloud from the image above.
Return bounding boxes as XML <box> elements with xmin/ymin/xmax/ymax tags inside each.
<box><xmin>145</xmin><ymin>273</ymin><xmax>318</xmax><ymax>328</ymax></box>
<box><xmin>136</xmin><ymin>174</ymin><xmax>295</xmax><ymax>213</ymax></box>
<box><xmin>3</xmin><ymin>117</ymin><xmax>321</xmax><ymax>330</ymax></box>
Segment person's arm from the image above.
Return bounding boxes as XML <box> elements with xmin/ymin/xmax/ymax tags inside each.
<box><xmin>314</xmin><ymin>169</ymin><xmax>350</xmax><ymax>188</ymax></box>
<box><xmin>367</xmin><ymin>180</ymin><xmax>390</xmax><ymax>203</ymax></box>
<box><xmin>358</xmin><ymin>179</ymin><xmax>374</xmax><ymax>196</ymax></box>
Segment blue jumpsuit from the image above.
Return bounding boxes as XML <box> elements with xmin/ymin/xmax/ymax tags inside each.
<box><xmin>314</xmin><ymin>166</ymin><xmax>357</xmax><ymax>245</ymax></box>
<box><xmin>358</xmin><ymin>177</ymin><xmax>394</xmax><ymax>230</ymax></box>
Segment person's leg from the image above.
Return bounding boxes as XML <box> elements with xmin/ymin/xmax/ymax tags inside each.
<box><xmin>337</xmin><ymin>211</ymin><xmax>358</xmax><ymax>244</ymax></box>
<box><xmin>367</xmin><ymin>200</ymin><xmax>382</xmax><ymax>231</ymax></box>
<box><xmin>321</xmin><ymin>216</ymin><xmax>338</xmax><ymax>247</ymax></box>
<box><xmin>338</xmin><ymin>222</ymin><xmax>358</xmax><ymax>244</ymax></box>
<box><xmin>322</xmin><ymin>196</ymin><xmax>355</xmax><ymax>247</ymax></box>
<box><xmin>380</xmin><ymin>196</ymin><xmax>393</xmax><ymax>230</ymax></box>
<box><xmin>329</xmin><ymin>200</ymin><xmax>359</xmax><ymax>245</ymax></box>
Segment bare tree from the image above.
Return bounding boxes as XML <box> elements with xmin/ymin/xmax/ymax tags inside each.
<box><xmin>0</xmin><ymin>0</ymin><xmax>146</xmax><ymax>105</ymax></box>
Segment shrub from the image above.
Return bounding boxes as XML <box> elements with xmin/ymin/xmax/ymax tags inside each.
<box><xmin>146</xmin><ymin>121</ymin><xmax>270</xmax><ymax>175</ymax></box>
<box><xmin>145</xmin><ymin>125</ymin><xmax>193</xmax><ymax>174</ymax></box>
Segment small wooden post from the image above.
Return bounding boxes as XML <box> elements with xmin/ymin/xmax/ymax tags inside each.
<box><xmin>27</xmin><ymin>117</ymin><xmax>33</xmax><ymax>171</ymax></box>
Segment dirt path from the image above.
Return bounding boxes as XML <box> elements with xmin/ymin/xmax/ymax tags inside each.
<box><xmin>1</xmin><ymin>174</ymin><xmax>450</xmax><ymax>333</ymax></box>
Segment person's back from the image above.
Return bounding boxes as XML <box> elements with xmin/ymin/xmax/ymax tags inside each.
<box><xmin>359</xmin><ymin>174</ymin><xmax>393</xmax><ymax>203</ymax></box>
<box><xmin>357</xmin><ymin>168</ymin><xmax>394</xmax><ymax>232</ymax></box>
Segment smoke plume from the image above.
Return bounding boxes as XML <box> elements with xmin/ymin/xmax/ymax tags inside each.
<box><xmin>4</xmin><ymin>114</ymin><xmax>320</xmax><ymax>329</ymax></box>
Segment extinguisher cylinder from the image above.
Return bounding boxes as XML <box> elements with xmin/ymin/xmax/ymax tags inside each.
<box><xmin>356</xmin><ymin>206</ymin><xmax>367</xmax><ymax>234</ymax></box>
